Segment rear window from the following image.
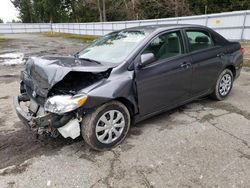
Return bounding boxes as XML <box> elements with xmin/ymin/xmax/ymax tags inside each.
<box><xmin>186</xmin><ymin>30</ymin><xmax>214</xmax><ymax>52</ymax></box>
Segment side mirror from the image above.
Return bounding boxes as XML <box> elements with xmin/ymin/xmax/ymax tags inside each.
<box><xmin>139</xmin><ymin>53</ymin><xmax>155</xmax><ymax>68</ymax></box>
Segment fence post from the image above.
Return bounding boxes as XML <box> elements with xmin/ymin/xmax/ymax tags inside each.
<box><xmin>24</xmin><ymin>24</ymin><xmax>27</xmax><ymax>33</ymax></box>
<box><xmin>205</xmin><ymin>15</ymin><xmax>209</xmax><ymax>26</ymax></box>
<box><xmin>50</xmin><ymin>21</ymin><xmax>53</xmax><ymax>33</ymax></box>
<box><xmin>10</xmin><ymin>23</ymin><xmax>13</xmax><ymax>34</ymax></box>
<box><xmin>78</xmin><ymin>23</ymin><xmax>80</xmax><ymax>35</ymax></box>
<box><xmin>240</xmin><ymin>11</ymin><xmax>247</xmax><ymax>41</ymax></box>
<box><xmin>102</xmin><ymin>22</ymin><xmax>104</xmax><ymax>36</ymax></box>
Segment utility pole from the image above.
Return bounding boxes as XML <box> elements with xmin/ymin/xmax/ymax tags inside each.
<box><xmin>102</xmin><ymin>0</ymin><xmax>107</xmax><ymax>22</ymax></box>
<box><xmin>205</xmin><ymin>5</ymin><xmax>208</xmax><ymax>14</ymax></box>
<box><xmin>175</xmin><ymin>0</ymin><xmax>179</xmax><ymax>17</ymax></box>
<box><xmin>97</xmin><ymin>0</ymin><xmax>103</xmax><ymax>22</ymax></box>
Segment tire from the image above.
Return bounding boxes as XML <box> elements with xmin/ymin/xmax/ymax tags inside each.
<box><xmin>81</xmin><ymin>101</ymin><xmax>131</xmax><ymax>151</ymax></box>
<box><xmin>211</xmin><ymin>69</ymin><xmax>234</xmax><ymax>100</ymax></box>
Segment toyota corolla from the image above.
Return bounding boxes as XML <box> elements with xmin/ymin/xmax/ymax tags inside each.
<box><xmin>14</xmin><ymin>25</ymin><xmax>244</xmax><ymax>150</ymax></box>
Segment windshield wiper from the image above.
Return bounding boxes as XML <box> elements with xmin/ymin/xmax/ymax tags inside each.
<box><xmin>74</xmin><ymin>52</ymin><xmax>79</xmax><ymax>58</ymax></box>
<box><xmin>78</xmin><ymin>57</ymin><xmax>101</xmax><ymax>65</ymax></box>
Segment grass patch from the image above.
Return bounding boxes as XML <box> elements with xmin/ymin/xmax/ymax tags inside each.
<box><xmin>0</xmin><ymin>38</ymin><xmax>8</xmax><ymax>43</ymax></box>
<box><xmin>44</xmin><ymin>32</ymin><xmax>99</xmax><ymax>42</ymax></box>
<box><xmin>0</xmin><ymin>38</ymin><xmax>11</xmax><ymax>47</ymax></box>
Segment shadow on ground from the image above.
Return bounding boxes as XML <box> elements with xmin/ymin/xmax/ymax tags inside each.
<box><xmin>0</xmin><ymin>124</ymin><xmax>81</xmax><ymax>170</ymax></box>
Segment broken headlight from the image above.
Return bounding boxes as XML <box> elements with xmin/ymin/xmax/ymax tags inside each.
<box><xmin>44</xmin><ymin>94</ymin><xmax>88</xmax><ymax>115</ymax></box>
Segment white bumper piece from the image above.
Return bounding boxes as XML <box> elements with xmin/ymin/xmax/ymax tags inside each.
<box><xmin>57</xmin><ymin>119</ymin><xmax>80</xmax><ymax>139</ymax></box>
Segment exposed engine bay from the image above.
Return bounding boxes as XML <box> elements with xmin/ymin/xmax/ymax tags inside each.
<box><xmin>49</xmin><ymin>71</ymin><xmax>110</xmax><ymax>96</ymax></box>
<box><xmin>15</xmin><ymin>55</ymin><xmax>114</xmax><ymax>139</ymax></box>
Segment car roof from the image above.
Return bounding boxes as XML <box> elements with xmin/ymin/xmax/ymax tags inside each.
<box><xmin>124</xmin><ymin>24</ymin><xmax>209</xmax><ymax>33</ymax></box>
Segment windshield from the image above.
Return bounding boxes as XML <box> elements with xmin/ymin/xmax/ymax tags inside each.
<box><xmin>78</xmin><ymin>31</ymin><xmax>149</xmax><ymax>64</ymax></box>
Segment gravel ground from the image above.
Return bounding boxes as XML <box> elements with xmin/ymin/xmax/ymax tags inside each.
<box><xmin>0</xmin><ymin>34</ymin><xmax>250</xmax><ymax>188</ymax></box>
<box><xmin>241</xmin><ymin>42</ymin><xmax>250</xmax><ymax>67</ymax></box>
<box><xmin>241</xmin><ymin>42</ymin><xmax>250</xmax><ymax>59</ymax></box>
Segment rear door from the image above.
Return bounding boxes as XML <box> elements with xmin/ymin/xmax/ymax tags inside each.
<box><xmin>184</xmin><ymin>29</ymin><xmax>225</xmax><ymax>96</ymax></box>
<box><xmin>135</xmin><ymin>30</ymin><xmax>192</xmax><ymax>116</ymax></box>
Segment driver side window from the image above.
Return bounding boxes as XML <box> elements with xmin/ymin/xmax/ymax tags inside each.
<box><xmin>142</xmin><ymin>31</ymin><xmax>184</xmax><ymax>62</ymax></box>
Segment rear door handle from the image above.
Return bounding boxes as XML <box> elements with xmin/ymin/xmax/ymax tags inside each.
<box><xmin>180</xmin><ymin>62</ymin><xmax>191</xmax><ymax>69</ymax></box>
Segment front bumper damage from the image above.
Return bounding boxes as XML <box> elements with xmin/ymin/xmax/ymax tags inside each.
<box><xmin>14</xmin><ymin>94</ymin><xmax>81</xmax><ymax>139</ymax></box>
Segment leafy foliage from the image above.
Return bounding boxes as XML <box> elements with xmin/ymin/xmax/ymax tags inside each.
<box><xmin>11</xmin><ymin>0</ymin><xmax>250</xmax><ymax>23</ymax></box>
<box><xmin>189</xmin><ymin>0</ymin><xmax>250</xmax><ymax>14</ymax></box>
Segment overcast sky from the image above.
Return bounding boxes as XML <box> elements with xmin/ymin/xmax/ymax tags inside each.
<box><xmin>0</xmin><ymin>0</ymin><xmax>19</xmax><ymax>23</ymax></box>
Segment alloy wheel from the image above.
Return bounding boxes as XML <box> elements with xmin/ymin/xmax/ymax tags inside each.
<box><xmin>219</xmin><ymin>73</ymin><xmax>232</xmax><ymax>96</ymax></box>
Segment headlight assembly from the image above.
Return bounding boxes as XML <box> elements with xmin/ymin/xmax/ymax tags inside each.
<box><xmin>44</xmin><ymin>94</ymin><xmax>88</xmax><ymax>115</ymax></box>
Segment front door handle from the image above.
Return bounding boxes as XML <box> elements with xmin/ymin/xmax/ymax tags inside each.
<box><xmin>180</xmin><ymin>62</ymin><xmax>191</xmax><ymax>69</ymax></box>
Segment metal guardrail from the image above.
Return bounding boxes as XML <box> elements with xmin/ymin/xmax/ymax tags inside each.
<box><xmin>0</xmin><ymin>10</ymin><xmax>249</xmax><ymax>41</ymax></box>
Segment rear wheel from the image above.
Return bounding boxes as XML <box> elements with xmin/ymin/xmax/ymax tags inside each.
<box><xmin>81</xmin><ymin>101</ymin><xmax>130</xmax><ymax>151</ymax></box>
<box><xmin>211</xmin><ymin>69</ymin><xmax>233</xmax><ymax>100</ymax></box>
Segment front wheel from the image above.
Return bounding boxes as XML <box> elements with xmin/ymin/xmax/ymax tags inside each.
<box><xmin>211</xmin><ymin>69</ymin><xmax>234</xmax><ymax>100</ymax></box>
<box><xmin>81</xmin><ymin>101</ymin><xmax>131</xmax><ymax>151</ymax></box>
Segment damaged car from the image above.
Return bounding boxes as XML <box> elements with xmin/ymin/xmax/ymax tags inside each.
<box><xmin>14</xmin><ymin>25</ymin><xmax>244</xmax><ymax>150</ymax></box>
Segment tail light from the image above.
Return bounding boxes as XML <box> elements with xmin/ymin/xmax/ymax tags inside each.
<box><xmin>240</xmin><ymin>47</ymin><xmax>245</xmax><ymax>55</ymax></box>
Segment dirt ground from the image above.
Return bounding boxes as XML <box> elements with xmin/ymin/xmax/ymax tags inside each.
<box><xmin>0</xmin><ymin>34</ymin><xmax>250</xmax><ymax>188</ymax></box>
<box><xmin>241</xmin><ymin>42</ymin><xmax>250</xmax><ymax>67</ymax></box>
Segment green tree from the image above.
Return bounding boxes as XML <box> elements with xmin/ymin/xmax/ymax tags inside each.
<box><xmin>0</xmin><ymin>18</ymin><xmax>3</xmax><ymax>23</ymax></box>
<box><xmin>11</xmin><ymin>0</ymin><xmax>250</xmax><ymax>23</ymax></box>
<box><xmin>12</xmin><ymin>0</ymin><xmax>69</xmax><ymax>23</ymax></box>
<box><xmin>188</xmin><ymin>0</ymin><xmax>250</xmax><ymax>15</ymax></box>
<box><xmin>11</xmin><ymin>0</ymin><xmax>34</xmax><ymax>22</ymax></box>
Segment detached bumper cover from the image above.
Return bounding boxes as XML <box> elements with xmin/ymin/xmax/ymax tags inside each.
<box><xmin>13</xmin><ymin>95</ymin><xmax>32</xmax><ymax>127</ymax></box>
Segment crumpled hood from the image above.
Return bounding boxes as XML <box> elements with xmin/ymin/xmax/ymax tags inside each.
<box><xmin>22</xmin><ymin>56</ymin><xmax>113</xmax><ymax>97</ymax></box>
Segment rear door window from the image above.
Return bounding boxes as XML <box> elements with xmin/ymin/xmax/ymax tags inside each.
<box><xmin>186</xmin><ymin>30</ymin><xmax>214</xmax><ymax>52</ymax></box>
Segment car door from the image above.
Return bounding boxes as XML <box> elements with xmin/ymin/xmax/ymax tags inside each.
<box><xmin>135</xmin><ymin>30</ymin><xmax>192</xmax><ymax>116</ymax></box>
<box><xmin>184</xmin><ymin>29</ymin><xmax>225</xmax><ymax>96</ymax></box>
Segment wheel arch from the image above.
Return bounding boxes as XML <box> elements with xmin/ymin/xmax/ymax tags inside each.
<box><xmin>225</xmin><ymin>65</ymin><xmax>236</xmax><ymax>78</ymax></box>
<box><xmin>115</xmin><ymin>97</ymin><xmax>136</xmax><ymax>117</ymax></box>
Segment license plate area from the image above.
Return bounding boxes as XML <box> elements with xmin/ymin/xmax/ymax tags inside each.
<box><xmin>29</xmin><ymin>99</ymin><xmax>39</xmax><ymax>113</ymax></box>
